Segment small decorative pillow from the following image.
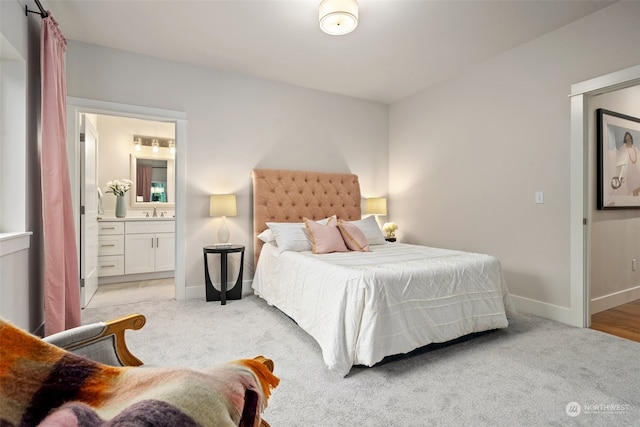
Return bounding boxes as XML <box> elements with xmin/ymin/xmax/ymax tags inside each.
<box><xmin>267</xmin><ymin>216</ymin><xmax>336</xmax><ymax>253</ymax></box>
<box><xmin>337</xmin><ymin>220</ymin><xmax>370</xmax><ymax>252</ymax></box>
<box><xmin>304</xmin><ymin>217</ymin><xmax>349</xmax><ymax>254</ymax></box>
<box><xmin>257</xmin><ymin>229</ymin><xmax>275</xmax><ymax>244</ymax></box>
<box><xmin>346</xmin><ymin>215</ymin><xmax>387</xmax><ymax>245</ymax></box>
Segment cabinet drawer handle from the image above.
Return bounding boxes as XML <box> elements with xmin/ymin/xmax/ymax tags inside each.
<box><xmin>101</xmin><ymin>227</ymin><xmax>116</xmax><ymax>230</ymax></box>
<box><xmin>101</xmin><ymin>264</ymin><xmax>116</xmax><ymax>268</ymax></box>
<box><xmin>101</xmin><ymin>244</ymin><xmax>116</xmax><ymax>247</ymax></box>
<box><xmin>151</xmin><ymin>238</ymin><xmax>154</xmax><ymax>248</ymax></box>
<box><xmin>156</xmin><ymin>237</ymin><xmax>159</xmax><ymax>247</ymax></box>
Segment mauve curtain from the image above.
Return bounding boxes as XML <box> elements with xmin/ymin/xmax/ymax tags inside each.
<box><xmin>41</xmin><ymin>14</ymin><xmax>81</xmax><ymax>335</ymax></box>
<box><xmin>137</xmin><ymin>165</ymin><xmax>152</xmax><ymax>202</ymax></box>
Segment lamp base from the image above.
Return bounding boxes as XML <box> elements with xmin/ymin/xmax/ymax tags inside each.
<box><xmin>217</xmin><ymin>216</ymin><xmax>230</xmax><ymax>243</ymax></box>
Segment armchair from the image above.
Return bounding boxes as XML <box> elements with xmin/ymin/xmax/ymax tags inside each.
<box><xmin>43</xmin><ymin>313</ymin><xmax>146</xmax><ymax>366</ymax></box>
<box><xmin>0</xmin><ymin>314</ymin><xmax>279</xmax><ymax>427</ymax></box>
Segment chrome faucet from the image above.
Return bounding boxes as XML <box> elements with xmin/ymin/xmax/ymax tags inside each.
<box><xmin>152</xmin><ymin>206</ymin><xmax>158</xmax><ymax>217</ymax></box>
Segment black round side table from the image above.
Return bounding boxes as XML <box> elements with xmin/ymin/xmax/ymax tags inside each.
<box><xmin>203</xmin><ymin>245</ymin><xmax>245</xmax><ymax>305</ymax></box>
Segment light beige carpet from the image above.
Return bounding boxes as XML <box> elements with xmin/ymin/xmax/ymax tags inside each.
<box><xmin>83</xmin><ymin>295</ymin><xmax>639</xmax><ymax>426</ymax></box>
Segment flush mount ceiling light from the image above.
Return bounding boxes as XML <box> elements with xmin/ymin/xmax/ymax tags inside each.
<box><xmin>319</xmin><ymin>0</ymin><xmax>358</xmax><ymax>35</ymax></box>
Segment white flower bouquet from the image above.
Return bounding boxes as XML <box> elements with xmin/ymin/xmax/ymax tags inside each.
<box><xmin>105</xmin><ymin>179</ymin><xmax>134</xmax><ymax>197</ymax></box>
<box><xmin>382</xmin><ymin>222</ymin><xmax>398</xmax><ymax>238</ymax></box>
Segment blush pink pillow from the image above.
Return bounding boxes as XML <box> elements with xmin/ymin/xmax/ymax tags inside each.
<box><xmin>337</xmin><ymin>220</ymin><xmax>370</xmax><ymax>252</ymax></box>
<box><xmin>304</xmin><ymin>217</ymin><xmax>349</xmax><ymax>254</ymax></box>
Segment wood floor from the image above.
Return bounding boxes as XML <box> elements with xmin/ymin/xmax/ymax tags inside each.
<box><xmin>590</xmin><ymin>299</ymin><xmax>640</xmax><ymax>343</ymax></box>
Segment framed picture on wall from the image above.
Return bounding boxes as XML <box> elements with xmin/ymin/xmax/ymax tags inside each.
<box><xmin>597</xmin><ymin>109</ymin><xmax>640</xmax><ymax>209</ymax></box>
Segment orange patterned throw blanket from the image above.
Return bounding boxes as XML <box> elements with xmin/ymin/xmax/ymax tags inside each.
<box><xmin>0</xmin><ymin>319</ymin><xmax>279</xmax><ymax>427</ymax></box>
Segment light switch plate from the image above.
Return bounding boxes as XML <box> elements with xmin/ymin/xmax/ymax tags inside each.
<box><xmin>535</xmin><ymin>191</ymin><xmax>544</xmax><ymax>204</ymax></box>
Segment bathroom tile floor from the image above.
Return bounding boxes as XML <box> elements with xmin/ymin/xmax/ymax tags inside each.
<box><xmin>85</xmin><ymin>278</ymin><xmax>175</xmax><ymax>309</ymax></box>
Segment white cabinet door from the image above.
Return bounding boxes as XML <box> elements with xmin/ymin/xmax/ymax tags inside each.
<box><xmin>125</xmin><ymin>233</ymin><xmax>155</xmax><ymax>274</ymax></box>
<box><xmin>155</xmin><ymin>233</ymin><xmax>175</xmax><ymax>272</ymax></box>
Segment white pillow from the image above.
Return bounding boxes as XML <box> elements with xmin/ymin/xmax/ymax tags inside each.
<box><xmin>347</xmin><ymin>215</ymin><xmax>386</xmax><ymax>245</ymax></box>
<box><xmin>257</xmin><ymin>229</ymin><xmax>275</xmax><ymax>243</ymax></box>
<box><xmin>267</xmin><ymin>216</ymin><xmax>335</xmax><ymax>253</ymax></box>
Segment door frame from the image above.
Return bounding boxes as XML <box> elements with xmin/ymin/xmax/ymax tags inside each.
<box><xmin>569</xmin><ymin>64</ymin><xmax>640</xmax><ymax>327</ymax></box>
<box><xmin>66</xmin><ymin>97</ymin><xmax>187</xmax><ymax>300</ymax></box>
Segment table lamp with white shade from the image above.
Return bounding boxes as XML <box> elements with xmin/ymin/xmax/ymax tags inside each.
<box><xmin>365</xmin><ymin>197</ymin><xmax>387</xmax><ymax>233</ymax></box>
<box><xmin>365</xmin><ymin>197</ymin><xmax>387</xmax><ymax>217</ymax></box>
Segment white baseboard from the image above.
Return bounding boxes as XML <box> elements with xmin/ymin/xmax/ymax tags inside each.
<box><xmin>509</xmin><ymin>295</ymin><xmax>579</xmax><ymax>327</ymax></box>
<box><xmin>184</xmin><ymin>284</ymin><xmax>204</xmax><ymax>300</ymax></box>
<box><xmin>184</xmin><ymin>280</ymin><xmax>253</xmax><ymax>301</ymax></box>
<box><xmin>590</xmin><ymin>285</ymin><xmax>640</xmax><ymax>314</ymax></box>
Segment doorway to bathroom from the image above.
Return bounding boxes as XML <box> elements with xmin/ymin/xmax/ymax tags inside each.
<box><xmin>67</xmin><ymin>98</ymin><xmax>187</xmax><ymax>309</ymax></box>
<box><xmin>88</xmin><ymin>113</ymin><xmax>176</xmax><ymax>308</ymax></box>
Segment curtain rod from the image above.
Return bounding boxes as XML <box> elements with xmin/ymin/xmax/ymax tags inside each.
<box><xmin>25</xmin><ymin>0</ymin><xmax>48</xmax><ymax>18</ymax></box>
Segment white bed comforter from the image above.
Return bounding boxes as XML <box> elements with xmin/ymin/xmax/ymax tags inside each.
<box><xmin>252</xmin><ymin>242</ymin><xmax>514</xmax><ymax>377</ymax></box>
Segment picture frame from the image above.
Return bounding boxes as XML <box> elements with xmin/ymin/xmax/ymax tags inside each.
<box><xmin>596</xmin><ymin>109</ymin><xmax>640</xmax><ymax>209</ymax></box>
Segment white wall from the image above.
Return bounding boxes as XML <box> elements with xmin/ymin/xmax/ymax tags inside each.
<box><xmin>589</xmin><ymin>86</ymin><xmax>640</xmax><ymax>313</ymax></box>
<box><xmin>389</xmin><ymin>2</ymin><xmax>640</xmax><ymax>318</ymax></box>
<box><xmin>1</xmin><ymin>45</ymin><xmax>27</xmax><ymax>232</ymax></box>
<box><xmin>0</xmin><ymin>233</ymin><xmax>32</xmax><ymax>328</ymax></box>
<box><xmin>65</xmin><ymin>42</ymin><xmax>389</xmax><ymax>297</ymax></box>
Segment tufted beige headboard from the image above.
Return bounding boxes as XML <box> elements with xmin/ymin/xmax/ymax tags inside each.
<box><xmin>251</xmin><ymin>169</ymin><xmax>362</xmax><ymax>266</ymax></box>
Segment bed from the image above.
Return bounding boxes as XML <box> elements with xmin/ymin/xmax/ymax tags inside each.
<box><xmin>251</xmin><ymin>169</ymin><xmax>514</xmax><ymax>377</ymax></box>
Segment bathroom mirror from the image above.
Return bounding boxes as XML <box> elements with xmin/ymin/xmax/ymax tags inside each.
<box><xmin>130</xmin><ymin>153</ymin><xmax>175</xmax><ymax>208</ymax></box>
